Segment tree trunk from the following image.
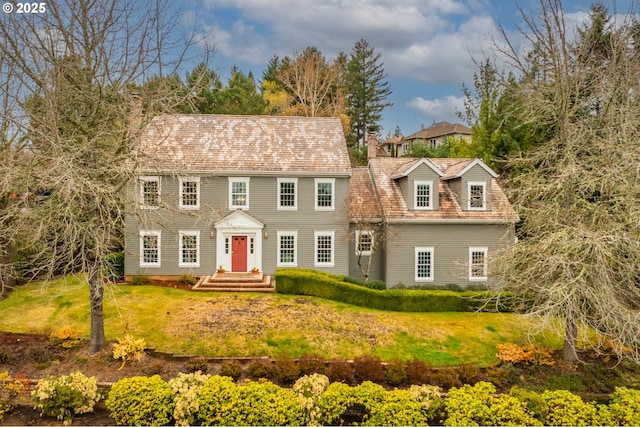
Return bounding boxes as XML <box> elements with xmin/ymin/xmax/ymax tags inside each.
<box><xmin>88</xmin><ymin>262</ymin><xmax>105</xmax><ymax>354</ymax></box>
<box><xmin>563</xmin><ymin>316</ymin><xmax>578</xmax><ymax>362</ymax></box>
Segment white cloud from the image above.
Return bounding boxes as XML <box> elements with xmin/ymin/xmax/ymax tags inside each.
<box><xmin>406</xmin><ymin>95</ymin><xmax>465</xmax><ymax>123</ymax></box>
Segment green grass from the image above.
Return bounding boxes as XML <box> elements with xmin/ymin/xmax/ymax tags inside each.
<box><xmin>0</xmin><ymin>276</ymin><xmax>561</xmax><ymax>365</ymax></box>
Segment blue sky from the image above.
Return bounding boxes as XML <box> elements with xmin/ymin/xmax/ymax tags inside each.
<box><xmin>179</xmin><ymin>0</ymin><xmax>629</xmax><ymax>138</ymax></box>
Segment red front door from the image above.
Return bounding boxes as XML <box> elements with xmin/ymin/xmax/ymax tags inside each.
<box><xmin>231</xmin><ymin>236</ymin><xmax>248</xmax><ymax>272</ymax></box>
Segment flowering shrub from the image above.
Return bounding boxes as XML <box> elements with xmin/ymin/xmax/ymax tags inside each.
<box><xmin>31</xmin><ymin>371</ymin><xmax>99</xmax><ymax>425</ymax></box>
<box><xmin>105</xmin><ymin>375</ymin><xmax>175</xmax><ymax>426</ymax></box>
<box><xmin>293</xmin><ymin>374</ymin><xmax>330</xmax><ymax>426</ymax></box>
<box><xmin>112</xmin><ymin>334</ymin><xmax>146</xmax><ymax>369</ymax></box>
<box><xmin>168</xmin><ymin>371</ymin><xmax>211</xmax><ymax>426</ymax></box>
<box><xmin>49</xmin><ymin>326</ymin><xmax>81</xmax><ymax>349</ymax></box>
<box><xmin>496</xmin><ymin>343</ymin><xmax>554</xmax><ymax>366</ymax></box>
<box><xmin>0</xmin><ymin>371</ymin><xmax>24</xmax><ymax>421</ymax></box>
<box><xmin>409</xmin><ymin>384</ymin><xmax>442</xmax><ymax>421</ymax></box>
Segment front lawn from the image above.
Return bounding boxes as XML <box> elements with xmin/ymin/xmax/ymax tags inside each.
<box><xmin>0</xmin><ymin>276</ymin><xmax>560</xmax><ymax>365</ymax></box>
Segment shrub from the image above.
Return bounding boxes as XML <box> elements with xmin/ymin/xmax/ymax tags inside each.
<box><xmin>246</xmin><ymin>359</ymin><xmax>273</xmax><ymax>380</ymax></box>
<box><xmin>509</xmin><ymin>386</ymin><xmax>547</xmax><ymax>420</ymax></box>
<box><xmin>364</xmin><ymin>389</ymin><xmax>429</xmax><ymax>426</ymax></box>
<box><xmin>168</xmin><ymin>371</ymin><xmax>211</xmax><ymax>427</ymax></box>
<box><xmin>219</xmin><ymin>361</ymin><xmax>243</xmax><ymax>381</ymax></box>
<box><xmin>408</xmin><ymin>384</ymin><xmax>442</xmax><ymax>421</ymax></box>
<box><xmin>540</xmin><ymin>389</ymin><xmax>599</xmax><ymax>426</ymax></box>
<box><xmin>431</xmin><ymin>367</ymin><xmax>462</xmax><ymax>390</ymax></box>
<box><xmin>298</xmin><ymin>354</ymin><xmax>326</xmax><ymax>375</ymax></box>
<box><xmin>273</xmin><ymin>354</ymin><xmax>300</xmax><ymax>385</ymax></box>
<box><xmin>177</xmin><ymin>274</ymin><xmax>197</xmax><ymax>286</ymax></box>
<box><xmin>0</xmin><ymin>371</ymin><xmax>24</xmax><ymax>421</ymax></box>
<box><xmin>496</xmin><ymin>343</ymin><xmax>554</xmax><ymax>366</ymax></box>
<box><xmin>131</xmin><ymin>274</ymin><xmax>151</xmax><ymax>286</ymax></box>
<box><xmin>195</xmin><ymin>375</ymin><xmax>238</xmax><ymax>425</ymax></box>
<box><xmin>49</xmin><ymin>326</ymin><xmax>81</xmax><ymax>349</ymax></box>
<box><xmin>327</xmin><ymin>359</ymin><xmax>354</xmax><ymax>384</ymax></box>
<box><xmin>106</xmin><ymin>375</ymin><xmax>175</xmax><ymax>426</ymax></box>
<box><xmin>184</xmin><ymin>358</ymin><xmax>208</xmax><ymax>374</ymax></box>
<box><xmin>112</xmin><ymin>334</ymin><xmax>146</xmax><ymax>369</ymax></box>
<box><xmin>352</xmin><ymin>381</ymin><xmax>387</xmax><ymax>422</ymax></box>
<box><xmin>458</xmin><ymin>364</ymin><xmax>483</xmax><ymax>385</ymax></box>
<box><xmin>354</xmin><ymin>355</ymin><xmax>384</xmax><ymax>384</ymax></box>
<box><xmin>105</xmin><ymin>252</ymin><xmax>124</xmax><ymax>281</ymax></box>
<box><xmin>316</xmin><ymin>381</ymin><xmax>356</xmax><ymax>425</ymax></box>
<box><xmin>293</xmin><ymin>374</ymin><xmax>330</xmax><ymax>426</ymax></box>
<box><xmin>608</xmin><ymin>387</ymin><xmax>640</xmax><ymax>426</ymax></box>
<box><xmin>406</xmin><ymin>358</ymin><xmax>431</xmax><ymax>385</ymax></box>
<box><xmin>385</xmin><ymin>358</ymin><xmax>408</xmax><ymax>386</ymax></box>
<box><xmin>32</xmin><ymin>371</ymin><xmax>100</xmax><ymax>425</ymax></box>
<box><xmin>343</xmin><ymin>276</ymin><xmax>386</xmax><ymax>290</ymax></box>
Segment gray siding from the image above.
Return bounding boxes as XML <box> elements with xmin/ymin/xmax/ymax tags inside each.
<box><xmin>125</xmin><ymin>175</ymin><xmax>350</xmax><ymax>277</ymax></box>
<box><xmin>406</xmin><ymin>163</ymin><xmax>441</xmax><ymax>211</ymax></box>
<box><xmin>456</xmin><ymin>164</ymin><xmax>493</xmax><ymax>211</ymax></box>
<box><xmin>384</xmin><ymin>223</ymin><xmax>515</xmax><ymax>288</ymax></box>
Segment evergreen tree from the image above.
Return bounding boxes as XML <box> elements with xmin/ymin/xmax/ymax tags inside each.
<box><xmin>213</xmin><ymin>68</ymin><xmax>266</xmax><ymax>115</ymax></box>
<box><xmin>184</xmin><ymin>63</ymin><xmax>221</xmax><ymax>114</ymax></box>
<box><xmin>345</xmin><ymin>39</ymin><xmax>393</xmax><ymax>147</ymax></box>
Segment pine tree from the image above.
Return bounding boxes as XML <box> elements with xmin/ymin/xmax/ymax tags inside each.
<box><xmin>345</xmin><ymin>39</ymin><xmax>393</xmax><ymax>147</ymax></box>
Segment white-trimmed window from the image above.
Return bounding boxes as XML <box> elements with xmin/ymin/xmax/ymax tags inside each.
<box><xmin>315</xmin><ymin>178</ymin><xmax>335</xmax><ymax>211</ymax></box>
<box><xmin>229</xmin><ymin>177</ymin><xmax>249</xmax><ymax>209</ymax></box>
<box><xmin>140</xmin><ymin>176</ymin><xmax>160</xmax><ymax>208</ymax></box>
<box><xmin>179</xmin><ymin>177</ymin><xmax>200</xmax><ymax>210</ymax></box>
<box><xmin>277</xmin><ymin>231</ymin><xmax>298</xmax><ymax>266</ymax></box>
<box><xmin>415</xmin><ymin>247</ymin><xmax>434</xmax><ymax>282</ymax></box>
<box><xmin>277</xmin><ymin>178</ymin><xmax>298</xmax><ymax>210</ymax></box>
<box><xmin>468</xmin><ymin>181</ymin><xmax>486</xmax><ymax>210</ymax></box>
<box><xmin>414</xmin><ymin>181</ymin><xmax>433</xmax><ymax>210</ymax></box>
<box><xmin>139</xmin><ymin>230</ymin><xmax>161</xmax><ymax>267</ymax></box>
<box><xmin>179</xmin><ymin>231</ymin><xmax>200</xmax><ymax>268</ymax></box>
<box><xmin>355</xmin><ymin>230</ymin><xmax>374</xmax><ymax>256</ymax></box>
<box><xmin>469</xmin><ymin>247</ymin><xmax>488</xmax><ymax>281</ymax></box>
<box><xmin>314</xmin><ymin>231</ymin><xmax>335</xmax><ymax>267</ymax></box>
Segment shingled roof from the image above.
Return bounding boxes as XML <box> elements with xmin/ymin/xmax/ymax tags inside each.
<box><xmin>403</xmin><ymin>121</ymin><xmax>471</xmax><ymax>141</ymax></box>
<box><xmin>138</xmin><ymin>114</ymin><xmax>351</xmax><ymax>175</ymax></box>
<box><xmin>367</xmin><ymin>157</ymin><xmax>519</xmax><ymax>222</ymax></box>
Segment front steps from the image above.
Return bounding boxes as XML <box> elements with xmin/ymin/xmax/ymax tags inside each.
<box><xmin>193</xmin><ymin>272</ymin><xmax>275</xmax><ymax>292</ymax></box>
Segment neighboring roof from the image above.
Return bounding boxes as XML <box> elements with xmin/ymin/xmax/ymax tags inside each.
<box><xmin>367</xmin><ymin>157</ymin><xmax>519</xmax><ymax>222</ymax></box>
<box><xmin>349</xmin><ymin>167</ymin><xmax>383</xmax><ymax>220</ymax></box>
<box><xmin>139</xmin><ymin>114</ymin><xmax>352</xmax><ymax>175</ymax></box>
<box><xmin>403</xmin><ymin>121</ymin><xmax>471</xmax><ymax>141</ymax></box>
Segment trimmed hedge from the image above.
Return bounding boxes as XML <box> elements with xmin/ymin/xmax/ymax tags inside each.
<box><xmin>276</xmin><ymin>269</ymin><xmax>471</xmax><ymax>312</ymax></box>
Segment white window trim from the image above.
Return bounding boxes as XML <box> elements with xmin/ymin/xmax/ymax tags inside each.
<box><xmin>179</xmin><ymin>230</ymin><xmax>200</xmax><ymax>268</ymax></box>
<box><xmin>179</xmin><ymin>177</ymin><xmax>200</xmax><ymax>210</ymax></box>
<box><xmin>277</xmin><ymin>178</ymin><xmax>298</xmax><ymax>211</ymax></box>
<box><xmin>414</xmin><ymin>180</ymin><xmax>434</xmax><ymax>210</ymax></box>
<box><xmin>469</xmin><ymin>246</ymin><xmax>488</xmax><ymax>281</ymax></box>
<box><xmin>355</xmin><ymin>230</ymin><xmax>374</xmax><ymax>256</ymax></box>
<box><xmin>415</xmin><ymin>246</ymin><xmax>434</xmax><ymax>282</ymax></box>
<box><xmin>314</xmin><ymin>231</ymin><xmax>335</xmax><ymax>267</ymax></box>
<box><xmin>314</xmin><ymin>178</ymin><xmax>335</xmax><ymax>211</ymax></box>
<box><xmin>229</xmin><ymin>177</ymin><xmax>250</xmax><ymax>210</ymax></box>
<box><xmin>139</xmin><ymin>176</ymin><xmax>160</xmax><ymax>209</ymax></box>
<box><xmin>139</xmin><ymin>230</ymin><xmax>161</xmax><ymax>268</ymax></box>
<box><xmin>277</xmin><ymin>231</ymin><xmax>298</xmax><ymax>267</ymax></box>
<box><xmin>468</xmin><ymin>181</ymin><xmax>487</xmax><ymax>211</ymax></box>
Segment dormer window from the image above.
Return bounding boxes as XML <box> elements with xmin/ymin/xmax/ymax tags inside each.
<box><xmin>468</xmin><ymin>181</ymin><xmax>486</xmax><ymax>210</ymax></box>
<box><xmin>414</xmin><ymin>181</ymin><xmax>433</xmax><ymax>210</ymax></box>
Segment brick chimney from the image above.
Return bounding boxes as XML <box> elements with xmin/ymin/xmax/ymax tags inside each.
<box><xmin>367</xmin><ymin>134</ymin><xmax>378</xmax><ymax>160</ymax></box>
<box><xmin>128</xmin><ymin>92</ymin><xmax>142</xmax><ymax>137</ymax></box>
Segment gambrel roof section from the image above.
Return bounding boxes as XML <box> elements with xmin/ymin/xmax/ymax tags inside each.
<box><xmin>367</xmin><ymin>157</ymin><xmax>519</xmax><ymax>223</ymax></box>
<box><xmin>138</xmin><ymin>114</ymin><xmax>352</xmax><ymax>175</ymax></box>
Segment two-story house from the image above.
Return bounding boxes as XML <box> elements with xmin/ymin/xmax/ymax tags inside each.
<box><xmin>381</xmin><ymin>121</ymin><xmax>472</xmax><ymax>157</ymax></box>
<box><xmin>124</xmin><ymin>114</ymin><xmax>518</xmax><ymax>288</ymax></box>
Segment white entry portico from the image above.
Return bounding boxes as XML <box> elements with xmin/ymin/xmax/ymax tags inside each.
<box><xmin>214</xmin><ymin>210</ymin><xmax>264</xmax><ymax>272</ymax></box>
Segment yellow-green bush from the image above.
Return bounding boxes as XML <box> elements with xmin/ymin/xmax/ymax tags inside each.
<box><xmin>105</xmin><ymin>375</ymin><xmax>175</xmax><ymax>426</ymax></box>
<box><xmin>112</xmin><ymin>334</ymin><xmax>146</xmax><ymax>369</ymax></box>
<box><xmin>364</xmin><ymin>389</ymin><xmax>429</xmax><ymax>426</ymax></box>
<box><xmin>49</xmin><ymin>326</ymin><xmax>81</xmax><ymax>349</ymax></box>
<box><xmin>168</xmin><ymin>371</ymin><xmax>211</xmax><ymax>427</ymax></box>
<box><xmin>0</xmin><ymin>371</ymin><xmax>24</xmax><ymax>421</ymax></box>
<box><xmin>315</xmin><ymin>381</ymin><xmax>355</xmax><ymax>426</ymax></box>
<box><xmin>293</xmin><ymin>374</ymin><xmax>330</xmax><ymax>426</ymax></box>
<box><xmin>540</xmin><ymin>389</ymin><xmax>600</xmax><ymax>426</ymax></box>
<box><xmin>225</xmin><ymin>380</ymin><xmax>302</xmax><ymax>426</ymax></box>
<box><xmin>608</xmin><ymin>387</ymin><xmax>640</xmax><ymax>426</ymax></box>
<box><xmin>31</xmin><ymin>371</ymin><xmax>100</xmax><ymax>425</ymax></box>
<box><xmin>195</xmin><ymin>375</ymin><xmax>238</xmax><ymax>426</ymax></box>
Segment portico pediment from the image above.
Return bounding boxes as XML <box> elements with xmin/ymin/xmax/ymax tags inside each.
<box><xmin>215</xmin><ymin>210</ymin><xmax>265</xmax><ymax>230</ymax></box>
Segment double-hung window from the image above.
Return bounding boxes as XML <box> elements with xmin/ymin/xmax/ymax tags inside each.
<box><xmin>415</xmin><ymin>247</ymin><xmax>434</xmax><ymax>282</ymax></box>
<box><xmin>314</xmin><ymin>231</ymin><xmax>335</xmax><ymax>267</ymax></box>
<box><xmin>139</xmin><ymin>230</ymin><xmax>161</xmax><ymax>267</ymax></box>
<box><xmin>315</xmin><ymin>178</ymin><xmax>335</xmax><ymax>211</ymax></box>
<box><xmin>468</xmin><ymin>181</ymin><xmax>486</xmax><ymax>210</ymax></box>
<box><xmin>277</xmin><ymin>231</ymin><xmax>298</xmax><ymax>266</ymax></box>
<box><xmin>140</xmin><ymin>176</ymin><xmax>160</xmax><ymax>208</ymax></box>
<box><xmin>277</xmin><ymin>178</ymin><xmax>297</xmax><ymax>210</ymax></box>
<box><xmin>355</xmin><ymin>230</ymin><xmax>374</xmax><ymax>256</ymax></box>
<box><xmin>229</xmin><ymin>177</ymin><xmax>249</xmax><ymax>209</ymax></box>
<box><xmin>469</xmin><ymin>247</ymin><xmax>488</xmax><ymax>281</ymax></box>
<box><xmin>179</xmin><ymin>177</ymin><xmax>200</xmax><ymax>210</ymax></box>
<box><xmin>179</xmin><ymin>231</ymin><xmax>200</xmax><ymax>268</ymax></box>
<box><xmin>414</xmin><ymin>181</ymin><xmax>433</xmax><ymax>210</ymax></box>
